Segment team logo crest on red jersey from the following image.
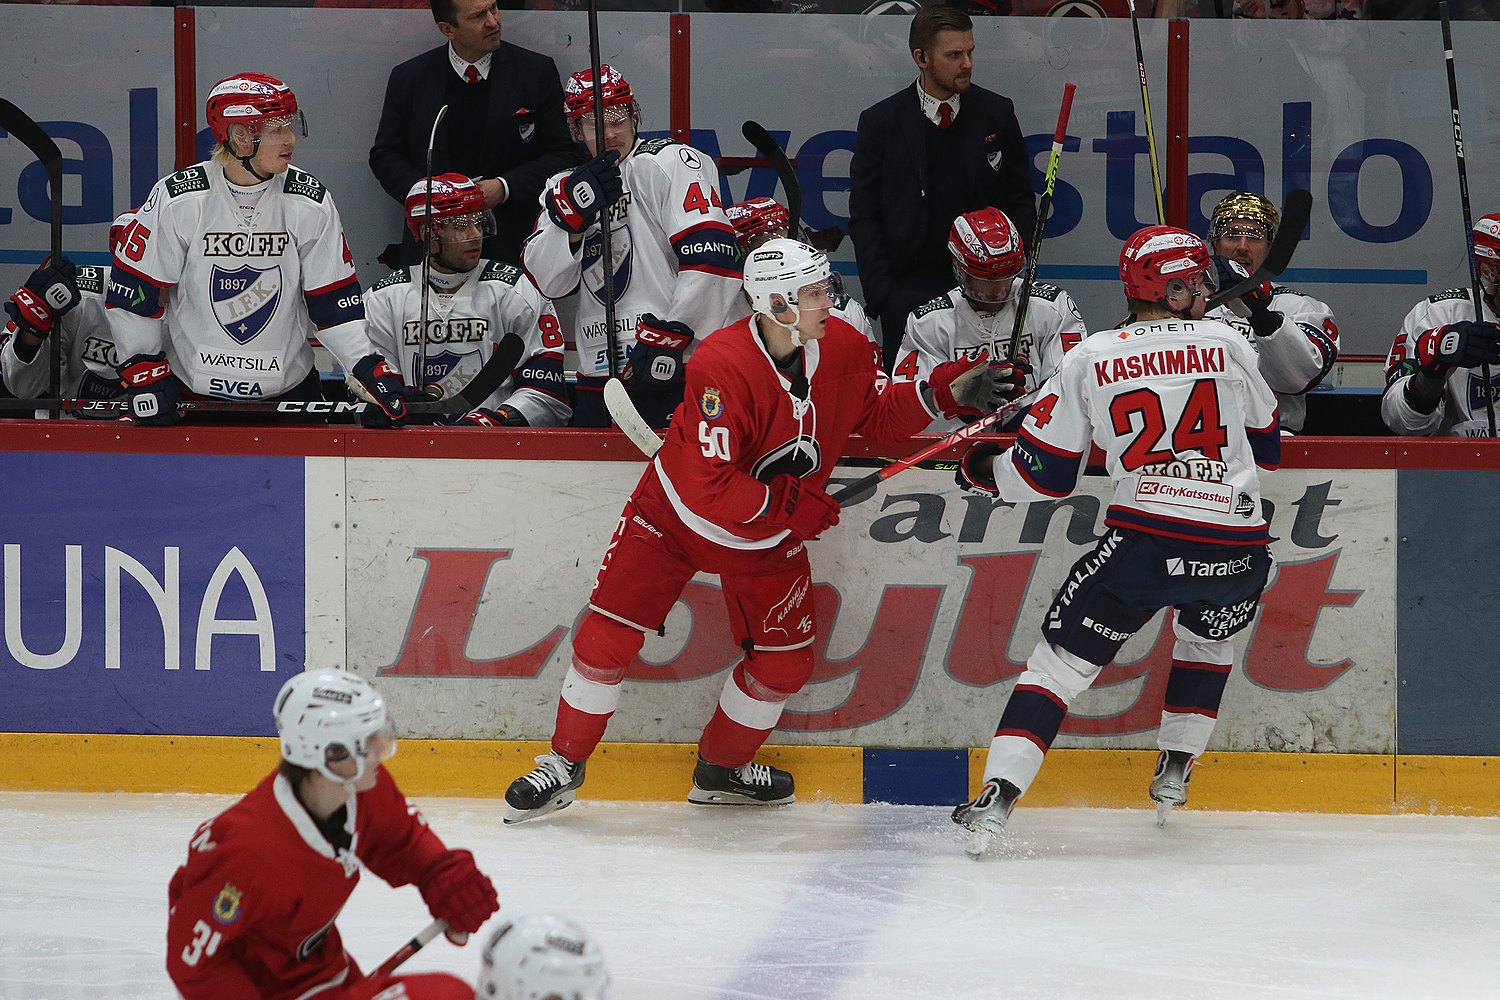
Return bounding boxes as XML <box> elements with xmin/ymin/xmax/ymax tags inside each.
<box><xmin>699</xmin><ymin>386</ymin><xmax>723</xmax><ymax>419</ymax></box>
<box><xmin>212</xmin><ymin>883</ymin><xmax>243</xmax><ymax>925</ymax></box>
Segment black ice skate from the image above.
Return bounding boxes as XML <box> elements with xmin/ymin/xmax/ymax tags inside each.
<box><xmin>951</xmin><ymin>778</ymin><xmax>1021</xmax><ymax>858</ymax></box>
<box><xmin>504</xmin><ymin>752</ymin><xmax>586</xmax><ymax>825</ymax></box>
<box><xmin>1150</xmin><ymin>750</ymin><xmax>1196</xmax><ymax>827</ymax></box>
<box><xmin>688</xmin><ymin>758</ymin><xmax>795</xmax><ymax>805</ymax></box>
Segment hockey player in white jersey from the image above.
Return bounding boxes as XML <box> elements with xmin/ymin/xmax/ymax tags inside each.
<box><xmin>951</xmin><ymin>225</ymin><xmax>1279</xmax><ymax>852</ymax></box>
<box><xmin>364</xmin><ymin>173</ymin><xmax>569</xmax><ymax>427</ymax></box>
<box><xmin>105</xmin><ymin>72</ymin><xmax>410</xmax><ymax>425</ymax></box>
<box><xmin>1381</xmin><ymin>212</ymin><xmax>1500</xmax><ymax>437</ymax></box>
<box><xmin>522</xmin><ymin>64</ymin><xmax>742</xmax><ymax>428</ymax></box>
<box><xmin>2</xmin><ymin>213</ymin><xmax>132</xmax><ymax>412</ymax></box>
<box><xmin>891</xmin><ymin>207</ymin><xmax>1085</xmax><ymax>433</ymax></box>
<box><xmin>725</xmin><ymin>196</ymin><xmax>881</xmax><ymax>370</ymax></box>
<box><xmin>1205</xmin><ymin>192</ymin><xmax>1338</xmax><ymax>432</ymax></box>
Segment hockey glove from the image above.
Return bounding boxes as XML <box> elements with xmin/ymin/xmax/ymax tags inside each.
<box><xmin>1415</xmin><ymin>321</ymin><xmax>1500</xmax><ymax>376</ymax></box>
<box><xmin>1210</xmin><ymin>255</ymin><xmax>1279</xmax><ymax>336</ymax></box>
<box><xmin>350</xmin><ymin>354</ymin><xmax>410</xmax><ymax>426</ymax></box>
<box><xmin>927</xmin><ymin>353</ymin><xmax>1030</xmax><ymax>421</ymax></box>
<box><xmin>545</xmin><ymin>150</ymin><xmax>623</xmax><ymax>235</ymax></box>
<box><xmin>5</xmin><ymin>256</ymin><xmax>80</xmax><ymax>339</ymax></box>
<box><xmin>462</xmin><ymin>405</ymin><xmax>528</xmax><ymax>427</ymax></box>
<box><xmin>764</xmin><ymin>473</ymin><xmax>840</xmax><ymax>541</ymax></box>
<box><xmin>118</xmin><ymin>352</ymin><xmax>182</xmax><ymax>425</ymax></box>
<box><xmin>955</xmin><ymin>441</ymin><xmax>1007</xmax><ymax>499</ymax></box>
<box><xmin>417</xmin><ymin>849</ymin><xmax>499</xmax><ymax>940</ymax></box>
<box><xmin>624</xmin><ymin>314</ymin><xmax>694</xmax><ymax>394</ymax></box>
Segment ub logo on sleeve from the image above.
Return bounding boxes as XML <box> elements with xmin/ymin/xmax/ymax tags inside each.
<box><xmin>211</xmin><ymin>265</ymin><xmax>283</xmax><ymax>344</ymax></box>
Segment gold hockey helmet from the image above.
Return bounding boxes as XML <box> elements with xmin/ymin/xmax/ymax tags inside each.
<box><xmin>1209</xmin><ymin>192</ymin><xmax>1279</xmax><ymax>244</ymax></box>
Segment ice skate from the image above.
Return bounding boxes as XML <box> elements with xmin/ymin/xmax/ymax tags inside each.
<box><xmin>1150</xmin><ymin>750</ymin><xmax>1195</xmax><ymax>827</ymax></box>
<box><xmin>951</xmin><ymin>778</ymin><xmax>1020</xmax><ymax>858</ymax></box>
<box><xmin>687</xmin><ymin>758</ymin><xmax>795</xmax><ymax>805</ymax></box>
<box><xmin>504</xmin><ymin>753</ymin><xmax>586</xmax><ymax>824</ymax></box>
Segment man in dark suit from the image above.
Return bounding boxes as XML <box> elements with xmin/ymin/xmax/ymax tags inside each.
<box><xmin>851</xmin><ymin>5</ymin><xmax>1037</xmax><ymax>369</ymax></box>
<box><xmin>370</xmin><ymin>0</ymin><xmax>579</xmax><ymax>268</ymax></box>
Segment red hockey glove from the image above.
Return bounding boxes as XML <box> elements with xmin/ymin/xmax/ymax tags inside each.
<box><xmin>955</xmin><ymin>442</ymin><xmax>1007</xmax><ymax>499</ymax></box>
<box><xmin>118</xmin><ymin>352</ymin><xmax>181</xmax><ymax>425</ymax></box>
<box><xmin>764</xmin><ymin>473</ymin><xmax>840</xmax><ymax>541</ymax></box>
<box><xmin>927</xmin><ymin>353</ymin><xmax>1030</xmax><ymax>421</ymax></box>
<box><xmin>545</xmin><ymin>150</ymin><xmax>622</xmax><ymax>234</ymax></box>
<box><xmin>5</xmin><ymin>256</ymin><xmax>80</xmax><ymax>339</ymax></box>
<box><xmin>462</xmin><ymin>405</ymin><xmax>528</xmax><ymax>427</ymax></box>
<box><xmin>350</xmin><ymin>354</ymin><xmax>410</xmax><ymax>425</ymax></box>
<box><xmin>1415</xmin><ymin>321</ymin><xmax>1500</xmax><ymax>376</ymax></box>
<box><xmin>417</xmin><ymin>849</ymin><xmax>499</xmax><ymax>939</ymax></box>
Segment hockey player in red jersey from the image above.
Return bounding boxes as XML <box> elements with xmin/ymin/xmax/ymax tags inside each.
<box><xmin>107</xmin><ymin>72</ymin><xmax>411</xmax><ymax>426</ymax></box>
<box><xmin>951</xmin><ymin>226</ymin><xmax>1280</xmax><ymax>851</ymax></box>
<box><xmin>166</xmin><ymin>670</ymin><xmax>499</xmax><ymax>999</ymax></box>
<box><xmin>1381</xmin><ymin>211</ymin><xmax>1500</xmax><ymax>437</ymax></box>
<box><xmin>503</xmin><ymin>237</ymin><xmax>1024</xmax><ymax>821</ymax></box>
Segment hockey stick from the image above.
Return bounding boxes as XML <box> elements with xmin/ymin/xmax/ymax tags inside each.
<box><xmin>587</xmin><ymin>0</ymin><xmax>620</xmax><ymax>381</ymax></box>
<box><xmin>742</xmin><ymin>121</ymin><xmax>801</xmax><ymax>234</ymax></box>
<box><xmin>1124</xmin><ymin>0</ymin><xmax>1165</xmax><ymax>225</ymax></box>
<box><xmin>373</xmin><ymin>919</ymin><xmax>461</xmax><ymax>979</ymax></box>
<box><xmin>0</xmin><ymin>333</ymin><xmax>523</xmax><ymax>417</ymax></box>
<box><xmin>0</xmin><ymin>98</ymin><xmax>65</xmax><ymax>418</ymax></box>
<box><xmin>1440</xmin><ymin>1</ymin><xmax>1496</xmax><ymax>436</ymax></box>
<box><xmin>1203</xmin><ymin>188</ymin><xmax>1312</xmax><ymax>312</ymax></box>
<box><xmin>417</xmin><ymin>105</ymin><xmax>449</xmax><ymax>391</ymax></box>
<box><xmin>604</xmin><ymin>375</ymin><xmax>662</xmax><ymax>457</ymax></box>
<box><xmin>1007</xmin><ymin>82</ymin><xmax>1076</xmax><ymax>359</ymax></box>
<box><xmin>827</xmin><ymin>394</ymin><xmax>1034</xmax><ymax>505</ymax></box>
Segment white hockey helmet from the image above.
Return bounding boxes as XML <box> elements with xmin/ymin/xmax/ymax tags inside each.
<box><xmin>273</xmin><ymin>670</ymin><xmax>397</xmax><ymax>784</ymax></box>
<box><xmin>477</xmin><ymin>914</ymin><xmax>609</xmax><ymax>1000</ymax></box>
<box><xmin>743</xmin><ymin>238</ymin><xmax>831</xmax><ymax>330</ymax></box>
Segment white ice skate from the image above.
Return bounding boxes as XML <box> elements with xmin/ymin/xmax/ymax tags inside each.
<box><xmin>1150</xmin><ymin>750</ymin><xmax>1195</xmax><ymax>827</ymax></box>
<box><xmin>951</xmin><ymin>778</ymin><xmax>1020</xmax><ymax>858</ymax></box>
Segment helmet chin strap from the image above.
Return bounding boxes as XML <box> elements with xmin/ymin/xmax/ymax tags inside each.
<box><xmin>233</xmin><ymin>132</ymin><xmax>274</xmax><ymax>183</ymax></box>
<box><xmin>768</xmin><ymin>301</ymin><xmax>803</xmax><ymax>345</ymax></box>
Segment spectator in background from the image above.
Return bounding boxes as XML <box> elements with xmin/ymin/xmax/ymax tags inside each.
<box><xmin>850</xmin><ymin>4</ymin><xmax>1036</xmax><ymax>371</ymax></box>
<box><xmin>370</xmin><ymin>0</ymin><xmax>577</xmax><ymax>269</ymax></box>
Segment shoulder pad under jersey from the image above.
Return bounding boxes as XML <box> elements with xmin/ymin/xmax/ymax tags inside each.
<box><xmin>1428</xmin><ymin>287</ymin><xmax>1470</xmax><ymax>305</ymax></box>
<box><xmin>479</xmin><ymin>260</ymin><xmax>523</xmax><ymax>285</ymax></box>
<box><xmin>1028</xmin><ymin>281</ymin><xmax>1064</xmax><ymax>302</ymax></box>
<box><xmin>634</xmin><ymin>136</ymin><xmax>677</xmax><ymax>157</ymax></box>
<box><xmin>283</xmin><ymin>167</ymin><xmax>328</xmax><ymax>204</ymax></box>
<box><xmin>370</xmin><ymin>269</ymin><xmax>411</xmax><ymax>292</ymax></box>
<box><xmin>165</xmin><ymin>165</ymin><xmax>210</xmax><ymax>199</ymax></box>
<box><xmin>75</xmin><ymin>266</ymin><xmax>106</xmax><ymax>295</ymax></box>
<box><xmin>913</xmin><ymin>293</ymin><xmax>954</xmax><ymax>319</ymax></box>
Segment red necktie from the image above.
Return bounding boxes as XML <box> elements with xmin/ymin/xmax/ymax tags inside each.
<box><xmin>465</xmin><ymin>65</ymin><xmax>480</xmax><ymax>85</ymax></box>
<box><xmin>938</xmin><ymin>103</ymin><xmax>953</xmax><ymax>129</ymax></box>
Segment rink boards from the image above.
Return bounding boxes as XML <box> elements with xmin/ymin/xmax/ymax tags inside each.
<box><xmin>0</xmin><ymin>426</ymin><xmax>1496</xmax><ymax>813</ymax></box>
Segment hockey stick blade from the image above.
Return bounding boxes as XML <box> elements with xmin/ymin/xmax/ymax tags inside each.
<box><xmin>374</xmin><ymin>919</ymin><xmax>450</xmax><ymax>979</ymax></box>
<box><xmin>604</xmin><ymin>376</ymin><xmax>662</xmax><ymax>458</ymax></box>
<box><xmin>0</xmin><ymin>98</ymin><xmax>63</xmax><ymax>260</ymax></box>
<box><xmin>742</xmin><ymin>121</ymin><xmax>801</xmax><ymax>234</ymax></box>
<box><xmin>1204</xmin><ymin>189</ymin><xmax>1312</xmax><ymax>312</ymax></box>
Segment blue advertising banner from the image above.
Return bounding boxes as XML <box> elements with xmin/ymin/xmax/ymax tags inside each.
<box><xmin>0</xmin><ymin>452</ymin><xmax>304</xmax><ymax>736</ymax></box>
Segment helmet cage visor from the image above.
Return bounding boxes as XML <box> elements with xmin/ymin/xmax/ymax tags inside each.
<box><xmin>320</xmin><ymin>712</ymin><xmax>398</xmax><ymax>783</ymax></box>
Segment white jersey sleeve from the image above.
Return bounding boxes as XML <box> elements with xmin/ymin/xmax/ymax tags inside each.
<box><xmin>289</xmin><ymin>178</ymin><xmax>374</xmax><ymax>374</ymax></box>
<box><xmin>3</xmin><ymin>266</ymin><xmax>119</xmax><ymax>399</ymax></box>
<box><xmin>992</xmin><ymin>318</ymin><xmax>1279</xmax><ymax>547</ymax></box>
<box><xmin>1207</xmin><ymin>286</ymin><xmax>1338</xmax><ymax>432</ymax></box>
<box><xmin>106</xmin><ymin>171</ymin><xmax>192</xmax><ymax>363</ymax></box>
<box><xmin>1381</xmin><ymin>288</ymin><xmax>1498</xmax><ymax>437</ymax></box>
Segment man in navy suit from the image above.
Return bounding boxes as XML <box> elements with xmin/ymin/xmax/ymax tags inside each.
<box><xmin>370</xmin><ymin>0</ymin><xmax>579</xmax><ymax>268</ymax></box>
<box><xmin>851</xmin><ymin>5</ymin><xmax>1037</xmax><ymax>370</ymax></box>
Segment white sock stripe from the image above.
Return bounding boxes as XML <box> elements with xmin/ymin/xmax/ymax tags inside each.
<box><xmin>718</xmin><ymin>672</ymin><xmax>787</xmax><ymax>730</ymax></box>
<box><xmin>560</xmin><ymin>663</ymin><xmax>624</xmax><ymax>716</ymax></box>
<box><xmin>1158</xmin><ymin>711</ymin><xmax>1216</xmax><ymax>755</ymax></box>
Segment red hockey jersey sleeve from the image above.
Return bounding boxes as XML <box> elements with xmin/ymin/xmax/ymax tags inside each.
<box><xmin>166</xmin><ymin>817</ymin><xmax>270</xmax><ymax>999</ymax></box>
<box><xmin>354</xmin><ymin>769</ymin><xmax>449</xmax><ymax>889</ymax></box>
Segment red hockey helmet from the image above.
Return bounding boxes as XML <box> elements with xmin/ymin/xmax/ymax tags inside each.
<box><xmin>404</xmin><ymin>173</ymin><xmax>493</xmax><ymax>240</ymax></box>
<box><xmin>1473</xmin><ymin>213</ymin><xmax>1500</xmax><ymax>290</ymax></box>
<box><xmin>948</xmin><ymin>207</ymin><xmax>1025</xmax><ymax>308</ymax></box>
<box><xmin>1120</xmin><ymin>225</ymin><xmax>1214</xmax><ymax>303</ymax></box>
<box><xmin>727</xmin><ymin>198</ymin><xmax>790</xmax><ymax>255</ymax></box>
<box><xmin>206</xmin><ymin>72</ymin><xmax>304</xmax><ymax>147</ymax></box>
<box><xmin>563</xmin><ymin>65</ymin><xmax>639</xmax><ymax>142</ymax></box>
